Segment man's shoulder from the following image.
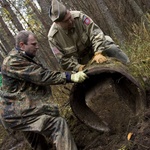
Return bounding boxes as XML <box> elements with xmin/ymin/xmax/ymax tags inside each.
<box><xmin>71</xmin><ymin>11</ymin><xmax>81</xmax><ymax>18</ymax></box>
<box><xmin>2</xmin><ymin>50</ymin><xmax>20</xmax><ymax>65</ymax></box>
<box><xmin>48</xmin><ymin>23</ymin><xmax>58</xmax><ymax>38</ymax></box>
<box><xmin>71</xmin><ymin>11</ymin><xmax>89</xmax><ymax>22</ymax></box>
<box><xmin>4</xmin><ymin>49</ymin><xmax>17</xmax><ymax>59</ymax></box>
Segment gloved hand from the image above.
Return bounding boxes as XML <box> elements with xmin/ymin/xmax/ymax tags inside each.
<box><xmin>92</xmin><ymin>52</ymin><xmax>107</xmax><ymax>63</ymax></box>
<box><xmin>71</xmin><ymin>71</ymin><xmax>88</xmax><ymax>83</ymax></box>
<box><xmin>78</xmin><ymin>65</ymin><xmax>85</xmax><ymax>71</ymax></box>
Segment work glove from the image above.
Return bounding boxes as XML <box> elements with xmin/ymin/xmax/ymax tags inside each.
<box><xmin>71</xmin><ymin>71</ymin><xmax>88</xmax><ymax>83</ymax></box>
<box><xmin>92</xmin><ymin>52</ymin><xmax>107</xmax><ymax>63</ymax></box>
<box><xmin>78</xmin><ymin>65</ymin><xmax>85</xmax><ymax>71</ymax></box>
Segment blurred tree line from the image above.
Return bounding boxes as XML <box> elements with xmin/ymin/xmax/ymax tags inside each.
<box><xmin>0</xmin><ymin>0</ymin><xmax>149</xmax><ymax>69</ymax></box>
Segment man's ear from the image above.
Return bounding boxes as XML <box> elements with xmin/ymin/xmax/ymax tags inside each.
<box><xmin>19</xmin><ymin>42</ymin><xmax>24</xmax><ymax>50</ymax></box>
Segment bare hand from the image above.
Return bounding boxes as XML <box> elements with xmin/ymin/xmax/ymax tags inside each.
<box><xmin>91</xmin><ymin>53</ymin><xmax>107</xmax><ymax>63</ymax></box>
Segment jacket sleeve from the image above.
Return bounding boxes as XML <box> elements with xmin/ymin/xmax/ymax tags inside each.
<box><xmin>2</xmin><ymin>52</ymin><xmax>68</xmax><ymax>85</ymax></box>
<box><xmin>48</xmin><ymin>36</ymin><xmax>81</xmax><ymax>72</ymax></box>
<box><xmin>80</xmin><ymin>12</ymin><xmax>106</xmax><ymax>54</ymax></box>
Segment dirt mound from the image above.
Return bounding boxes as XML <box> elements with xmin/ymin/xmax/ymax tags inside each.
<box><xmin>0</xmin><ymin>90</ymin><xmax>149</xmax><ymax>150</ymax></box>
<box><xmin>0</xmin><ymin>62</ymin><xmax>149</xmax><ymax>149</ymax></box>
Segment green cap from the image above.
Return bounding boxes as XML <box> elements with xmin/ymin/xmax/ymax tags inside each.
<box><xmin>49</xmin><ymin>0</ymin><xmax>67</xmax><ymax>22</ymax></box>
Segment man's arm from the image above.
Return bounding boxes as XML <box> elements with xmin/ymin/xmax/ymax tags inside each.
<box><xmin>2</xmin><ymin>52</ymin><xmax>87</xmax><ymax>85</ymax></box>
<box><xmin>80</xmin><ymin>12</ymin><xmax>105</xmax><ymax>53</ymax></box>
<box><xmin>48</xmin><ymin>38</ymin><xmax>82</xmax><ymax>72</ymax></box>
<box><xmin>80</xmin><ymin>12</ymin><xmax>107</xmax><ymax>63</ymax></box>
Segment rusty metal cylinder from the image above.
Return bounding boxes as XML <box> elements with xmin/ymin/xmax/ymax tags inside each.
<box><xmin>70</xmin><ymin>59</ymin><xmax>146</xmax><ymax>133</ymax></box>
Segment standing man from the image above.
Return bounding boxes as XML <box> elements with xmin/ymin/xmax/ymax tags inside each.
<box><xmin>48</xmin><ymin>0</ymin><xmax>130</xmax><ymax>72</ymax></box>
<box><xmin>0</xmin><ymin>30</ymin><xmax>88</xmax><ymax>150</ymax></box>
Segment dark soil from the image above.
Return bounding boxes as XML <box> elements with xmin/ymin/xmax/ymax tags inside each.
<box><xmin>0</xmin><ymin>85</ymin><xmax>149</xmax><ymax>150</ymax></box>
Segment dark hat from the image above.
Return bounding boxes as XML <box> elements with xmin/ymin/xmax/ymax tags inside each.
<box><xmin>49</xmin><ymin>0</ymin><xmax>67</xmax><ymax>22</ymax></box>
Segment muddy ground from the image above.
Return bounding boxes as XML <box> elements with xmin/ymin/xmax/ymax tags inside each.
<box><xmin>0</xmin><ymin>83</ymin><xmax>149</xmax><ymax>150</ymax></box>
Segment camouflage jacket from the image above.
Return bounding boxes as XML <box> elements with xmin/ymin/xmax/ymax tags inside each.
<box><xmin>0</xmin><ymin>49</ymin><xmax>67</xmax><ymax>119</ymax></box>
<box><xmin>48</xmin><ymin>11</ymin><xmax>113</xmax><ymax>72</ymax></box>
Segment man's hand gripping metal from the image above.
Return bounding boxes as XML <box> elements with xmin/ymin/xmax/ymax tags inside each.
<box><xmin>71</xmin><ymin>71</ymin><xmax>88</xmax><ymax>83</ymax></box>
<box><xmin>92</xmin><ymin>52</ymin><xmax>107</xmax><ymax>64</ymax></box>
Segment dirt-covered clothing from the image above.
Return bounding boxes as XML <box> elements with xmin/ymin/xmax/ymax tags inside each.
<box><xmin>0</xmin><ymin>49</ymin><xmax>77</xmax><ymax>150</ymax></box>
<box><xmin>48</xmin><ymin>11</ymin><xmax>129</xmax><ymax>72</ymax></box>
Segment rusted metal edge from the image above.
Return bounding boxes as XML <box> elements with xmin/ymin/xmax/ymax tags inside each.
<box><xmin>70</xmin><ymin>65</ymin><xmax>146</xmax><ymax>132</ymax></box>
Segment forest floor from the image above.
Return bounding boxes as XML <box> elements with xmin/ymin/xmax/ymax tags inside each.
<box><xmin>0</xmin><ymin>83</ymin><xmax>150</xmax><ymax>150</ymax></box>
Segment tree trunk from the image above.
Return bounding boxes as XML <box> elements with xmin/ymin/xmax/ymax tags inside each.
<box><xmin>0</xmin><ymin>32</ymin><xmax>11</xmax><ymax>54</ymax></box>
<box><xmin>0</xmin><ymin>0</ymin><xmax>24</xmax><ymax>31</ymax></box>
<box><xmin>27</xmin><ymin>0</ymin><xmax>50</xmax><ymax>34</ymax></box>
<box><xmin>37</xmin><ymin>0</ymin><xmax>52</xmax><ymax>29</ymax></box>
<box><xmin>0</xmin><ymin>15</ymin><xmax>15</xmax><ymax>48</ymax></box>
<box><xmin>128</xmin><ymin>0</ymin><xmax>150</xmax><ymax>29</ymax></box>
<box><xmin>95</xmin><ymin>0</ymin><xmax>126</xmax><ymax>44</ymax></box>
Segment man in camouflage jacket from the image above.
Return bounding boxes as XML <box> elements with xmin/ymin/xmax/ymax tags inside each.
<box><xmin>0</xmin><ymin>30</ymin><xmax>88</xmax><ymax>150</ymax></box>
<box><xmin>48</xmin><ymin>0</ymin><xmax>130</xmax><ymax>72</ymax></box>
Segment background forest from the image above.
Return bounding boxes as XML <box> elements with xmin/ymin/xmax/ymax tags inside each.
<box><xmin>0</xmin><ymin>0</ymin><xmax>150</xmax><ymax>71</ymax></box>
<box><xmin>0</xmin><ymin>0</ymin><xmax>150</xmax><ymax>150</ymax></box>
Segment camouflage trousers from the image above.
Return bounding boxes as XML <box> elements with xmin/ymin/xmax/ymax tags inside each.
<box><xmin>102</xmin><ymin>36</ymin><xmax>130</xmax><ymax>64</ymax></box>
<box><xmin>102</xmin><ymin>44</ymin><xmax>130</xmax><ymax>64</ymax></box>
<box><xmin>3</xmin><ymin>115</ymin><xmax>77</xmax><ymax>150</ymax></box>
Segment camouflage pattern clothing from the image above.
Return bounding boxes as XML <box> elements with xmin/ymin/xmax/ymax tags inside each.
<box><xmin>48</xmin><ymin>11</ymin><xmax>129</xmax><ymax>72</ymax></box>
<box><xmin>0</xmin><ymin>49</ymin><xmax>77</xmax><ymax>150</ymax></box>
